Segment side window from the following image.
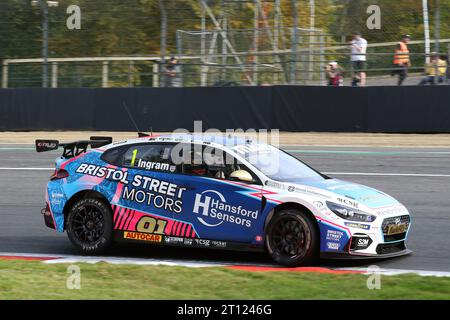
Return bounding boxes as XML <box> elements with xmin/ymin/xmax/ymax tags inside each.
<box><xmin>121</xmin><ymin>144</ymin><xmax>180</xmax><ymax>173</ymax></box>
<box><xmin>180</xmin><ymin>144</ymin><xmax>208</xmax><ymax>176</ymax></box>
<box><xmin>182</xmin><ymin>145</ymin><xmax>260</xmax><ymax>184</ymax></box>
<box><xmin>101</xmin><ymin>147</ymin><xmax>123</xmax><ymax>166</ymax></box>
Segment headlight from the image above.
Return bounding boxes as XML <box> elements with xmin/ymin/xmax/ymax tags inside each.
<box><xmin>326</xmin><ymin>201</ymin><xmax>377</xmax><ymax>222</ymax></box>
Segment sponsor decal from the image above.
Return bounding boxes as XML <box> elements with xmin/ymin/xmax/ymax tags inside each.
<box><xmin>314</xmin><ymin>201</ymin><xmax>334</xmax><ymax>216</ymax></box>
<box><xmin>164</xmin><ymin>236</ymin><xmax>184</xmax><ymax>244</ymax></box>
<box><xmin>76</xmin><ymin>164</ymin><xmax>130</xmax><ymax>184</ymax></box>
<box><xmin>313</xmin><ymin>201</ymin><xmax>324</xmax><ymax>209</ymax></box>
<box><xmin>357</xmin><ymin>238</ymin><xmax>370</xmax><ymax>247</ymax></box>
<box><xmin>327</xmin><ymin>184</ymin><xmax>361</xmax><ymax>191</ymax></box>
<box><xmin>288</xmin><ymin>186</ymin><xmax>295</xmax><ymax>192</ymax></box>
<box><xmin>76</xmin><ymin>164</ymin><xmax>186</xmax><ymax>215</ymax></box>
<box><xmin>293</xmin><ymin>186</ymin><xmax>331</xmax><ymax>199</ymax></box>
<box><xmin>37</xmin><ymin>141</ymin><xmax>58</xmax><ymax>149</ymax></box>
<box><xmin>265</xmin><ymin>181</ymin><xmax>284</xmax><ymax>190</ymax></box>
<box><xmin>233</xmin><ymin>144</ymin><xmax>272</xmax><ymax>155</ymax></box>
<box><xmin>358</xmin><ymin>194</ymin><xmax>386</xmax><ymax>202</ymax></box>
<box><xmin>337</xmin><ymin>198</ymin><xmax>359</xmax><ymax>208</ymax></box>
<box><xmin>122</xmin><ymin>185</ymin><xmax>184</xmax><ymax>214</ymax></box>
<box><xmin>135</xmin><ymin>159</ymin><xmax>176</xmax><ymax>173</ymax></box>
<box><xmin>375</xmin><ymin>205</ymin><xmax>407</xmax><ymax>216</ymax></box>
<box><xmin>164</xmin><ymin>236</ymin><xmax>225</xmax><ymax>248</ymax></box>
<box><xmin>194</xmin><ymin>239</ymin><xmax>211</xmax><ymax>247</ymax></box>
<box><xmin>326</xmin><ymin>242</ymin><xmax>340</xmax><ymax>250</ymax></box>
<box><xmin>353</xmin><ymin>235</ymin><xmax>373</xmax><ymax>250</ymax></box>
<box><xmin>193</xmin><ymin>190</ymin><xmax>258</xmax><ymax>228</ymax></box>
<box><xmin>36</xmin><ymin>140</ymin><xmax>59</xmax><ymax>152</ymax></box>
<box><xmin>386</xmin><ymin>223</ymin><xmax>407</xmax><ymax>235</ymax></box>
<box><xmin>344</xmin><ymin>222</ymin><xmax>371</xmax><ymax>230</ymax></box>
<box><xmin>211</xmin><ymin>240</ymin><xmax>227</xmax><ymax>248</ymax></box>
<box><xmin>123</xmin><ymin>231</ymin><xmax>162</xmax><ymax>243</ymax></box>
<box><xmin>51</xmin><ymin>193</ymin><xmax>64</xmax><ymax>198</ymax></box>
<box><xmin>50</xmin><ymin>192</ymin><xmax>65</xmax><ymax>205</ymax></box>
<box><xmin>326</xmin><ymin>230</ymin><xmax>344</xmax><ymax>242</ymax></box>
<box><xmin>319</xmin><ymin>221</ymin><xmax>350</xmax><ymax>253</ymax></box>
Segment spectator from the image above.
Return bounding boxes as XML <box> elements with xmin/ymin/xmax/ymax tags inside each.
<box><xmin>325</xmin><ymin>62</ymin><xmax>344</xmax><ymax>87</ymax></box>
<box><xmin>418</xmin><ymin>52</ymin><xmax>448</xmax><ymax>85</ymax></box>
<box><xmin>164</xmin><ymin>57</ymin><xmax>181</xmax><ymax>87</ymax></box>
<box><xmin>392</xmin><ymin>34</ymin><xmax>411</xmax><ymax>86</ymax></box>
<box><xmin>442</xmin><ymin>55</ymin><xmax>450</xmax><ymax>83</ymax></box>
<box><xmin>349</xmin><ymin>31</ymin><xmax>368</xmax><ymax>87</ymax></box>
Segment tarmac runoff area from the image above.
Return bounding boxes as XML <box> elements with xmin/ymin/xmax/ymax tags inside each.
<box><xmin>0</xmin><ymin>132</ymin><xmax>449</xmax><ymax>276</ymax></box>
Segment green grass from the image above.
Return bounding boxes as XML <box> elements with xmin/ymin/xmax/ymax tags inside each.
<box><xmin>1</xmin><ymin>260</ymin><xmax>450</xmax><ymax>299</ymax></box>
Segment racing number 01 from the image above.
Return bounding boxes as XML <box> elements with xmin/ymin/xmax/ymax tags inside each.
<box><xmin>136</xmin><ymin>216</ymin><xmax>167</xmax><ymax>235</ymax></box>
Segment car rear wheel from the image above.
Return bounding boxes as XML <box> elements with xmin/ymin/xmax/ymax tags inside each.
<box><xmin>266</xmin><ymin>209</ymin><xmax>318</xmax><ymax>267</ymax></box>
<box><xmin>66</xmin><ymin>198</ymin><xmax>113</xmax><ymax>254</ymax></box>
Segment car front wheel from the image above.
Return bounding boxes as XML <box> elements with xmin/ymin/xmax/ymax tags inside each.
<box><xmin>66</xmin><ymin>198</ymin><xmax>113</xmax><ymax>254</ymax></box>
<box><xmin>266</xmin><ymin>209</ymin><xmax>318</xmax><ymax>267</ymax></box>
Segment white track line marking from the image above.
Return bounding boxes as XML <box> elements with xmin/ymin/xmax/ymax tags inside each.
<box><xmin>0</xmin><ymin>168</ymin><xmax>53</xmax><ymax>171</ymax></box>
<box><xmin>0</xmin><ymin>252</ymin><xmax>230</xmax><ymax>268</ymax></box>
<box><xmin>336</xmin><ymin>267</ymin><xmax>450</xmax><ymax>278</ymax></box>
<box><xmin>324</xmin><ymin>172</ymin><xmax>450</xmax><ymax>177</ymax></box>
<box><xmin>2</xmin><ymin>168</ymin><xmax>449</xmax><ymax>178</ymax></box>
<box><xmin>1</xmin><ymin>252</ymin><xmax>450</xmax><ymax>277</ymax></box>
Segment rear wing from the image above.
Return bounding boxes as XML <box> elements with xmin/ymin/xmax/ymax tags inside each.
<box><xmin>35</xmin><ymin>136</ymin><xmax>113</xmax><ymax>158</ymax></box>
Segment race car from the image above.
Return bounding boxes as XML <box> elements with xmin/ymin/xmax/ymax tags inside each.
<box><xmin>37</xmin><ymin>134</ymin><xmax>412</xmax><ymax>266</ymax></box>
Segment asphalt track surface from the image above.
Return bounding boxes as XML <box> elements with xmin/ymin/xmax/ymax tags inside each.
<box><xmin>1</xmin><ymin>144</ymin><xmax>449</xmax><ymax>272</ymax></box>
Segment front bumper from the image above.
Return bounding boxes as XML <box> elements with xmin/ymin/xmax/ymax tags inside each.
<box><xmin>321</xmin><ymin>243</ymin><xmax>412</xmax><ymax>260</ymax></box>
<box><xmin>319</xmin><ymin>210</ymin><xmax>412</xmax><ymax>258</ymax></box>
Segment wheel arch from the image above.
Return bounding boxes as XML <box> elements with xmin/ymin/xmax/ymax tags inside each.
<box><xmin>264</xmin><ymin>201</ymin><xmax>321</xmax><ymax>244</ymax></box>
<box><xmin>63</xmin><ymin>189</ymin><xmax>110</xmax><ymax>230</ymax></box>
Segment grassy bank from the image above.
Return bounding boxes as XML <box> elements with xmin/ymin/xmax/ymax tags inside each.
<box><xmin>1</xmin><ymin>260</ymin><xmax>449</xmax><ymax>299</ymax></box>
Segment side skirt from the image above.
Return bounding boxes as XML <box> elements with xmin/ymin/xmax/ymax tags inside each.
<box><xmin>113</xmin><ymin>231</ymin><xmax>265</xmax><ymax>253</ymax></box>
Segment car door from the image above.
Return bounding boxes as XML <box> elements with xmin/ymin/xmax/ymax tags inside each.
<box><xmin>106</xmin><ymin>142</ymin><xmax>189</xmax><ymax>240</ymax></box>
<box><xmin>173</xmin><ymin>143</ymin><xmax>265</xmax><ymax>243</ymax></box>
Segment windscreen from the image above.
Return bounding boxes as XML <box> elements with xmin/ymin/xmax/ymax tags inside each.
<box><xmin>233</xmin><ymin>144</ymin><xmax>326</xmax><ymax>182</ymax></box>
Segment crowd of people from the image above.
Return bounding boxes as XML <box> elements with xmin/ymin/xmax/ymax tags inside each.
<box><xmin>326</xmin><ymin>32</ymin><xmax>449</xmax><ymax>87</ymax></box>
<box><xmin>163</xmin><ymin>32</ymin><xmax>449</xmax><ymax>88</ymax></box>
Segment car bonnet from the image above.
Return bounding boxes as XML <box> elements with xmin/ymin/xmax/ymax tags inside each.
<box><xmin>296</xmin><ymin>178</ymin><xmax>400</xmax><ymax>208</ymax></box>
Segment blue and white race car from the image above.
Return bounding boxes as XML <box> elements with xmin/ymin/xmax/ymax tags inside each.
<box><xmin>37</xmin><ymin>134</ymin><xmax>411</xmax><ymax>266</ymax></box>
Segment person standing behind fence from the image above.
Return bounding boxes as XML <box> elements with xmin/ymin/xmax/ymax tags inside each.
<box><xmin>165</xmin><ymin>57</ymin><xmax>182</xmax><ymax>87</ymax></box>
<box><xmin>418</xmin><ymin>52</ymin><xmax>447</xmax><ymax>85</ymax></box>
<box><xmin>392</xmin><ymin>35</ymin><xmax>411</xmax><ymax>86</ymax></box>
<box><xmin>349</xmin><ymin>32</ymin><xmax>368</xmax><ymax>87</ymax></box>
<box><xmin>325</xmin><ymin>62</ymin><xmax>344</xmax><ymax>87</ymax></box>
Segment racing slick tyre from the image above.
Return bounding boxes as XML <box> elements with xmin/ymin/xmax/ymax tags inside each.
<box><xmin>66</xmin><ymin>198</ymin><xmax>113</xmax><ymax>254</ymax></box>
<box><xmin>266</xmin><ymin>209</ymin><xmax>319</xmax><ymax>267</ymax></box>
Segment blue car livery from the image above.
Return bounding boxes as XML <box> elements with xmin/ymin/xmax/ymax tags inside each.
<box><xmin>37</xmin><ymin>134</ymin><xmax>411</xmax><ymax>266</ymax></box>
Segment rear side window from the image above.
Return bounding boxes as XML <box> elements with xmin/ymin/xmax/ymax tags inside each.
<box><xmin>122</xmin><ymin>144</ymin><xmax>180</xmax><ymax>173</ymax></box>
<box><xmin>101</xmin><ymin>143</ymin><xmax>180</xmax><ymax>174</ymax></box>
<box><xmin>101</xmin><ymin>147</ymin><xmax>123</xmax><ymax>166</ymax></box>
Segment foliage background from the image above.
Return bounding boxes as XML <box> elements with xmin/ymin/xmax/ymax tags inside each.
<box><xmin>0</xmin><ymin>0</ymin><xmax>448</xmax><ymax>86</ymax></box>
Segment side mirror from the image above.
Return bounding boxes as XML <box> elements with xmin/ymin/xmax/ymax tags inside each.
<box><xmin>229</xmin><ymin>170</ymin><xmax>254</xmax><ymax>183</ymax></box>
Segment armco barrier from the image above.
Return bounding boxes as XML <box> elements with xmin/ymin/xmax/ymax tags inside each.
<box><xmin>0</xmin><ymin>86</ymin><xmax>449</xmax><ymax>132</ymax></box>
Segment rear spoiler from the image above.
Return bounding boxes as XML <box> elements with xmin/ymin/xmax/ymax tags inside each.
<box><xmin>35</xmin><ymin>136</ymin><xmax>113</xmax><ymax>158</ymax></box>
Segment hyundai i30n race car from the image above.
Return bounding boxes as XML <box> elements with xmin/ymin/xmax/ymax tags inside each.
<box><xmin>37</xmin><ymin>134</ymin><xmax>412</xmax><ymax>266</ymax></box>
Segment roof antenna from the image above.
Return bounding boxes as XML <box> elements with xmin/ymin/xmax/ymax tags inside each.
<box><xmin>122</xmin><ymin>101</ymin><xmax>150</xmax><ymax>137</ymax></box>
